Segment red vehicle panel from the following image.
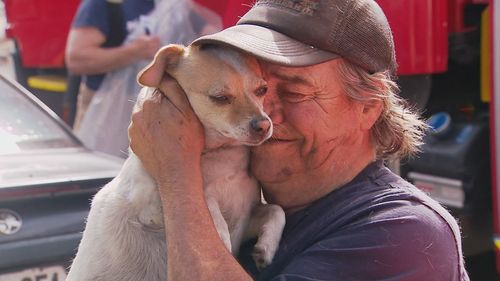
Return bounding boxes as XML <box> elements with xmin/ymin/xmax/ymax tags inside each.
<box><xmin>4</xmin><ymin>0</ymin><xmax>80</xmax><ymax>68</ymax></box>
<box><xmin>377</xmin><ymin>0</ymin><xmax>449</xmax><ymax>75</ymax></box>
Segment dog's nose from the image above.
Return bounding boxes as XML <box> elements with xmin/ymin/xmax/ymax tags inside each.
<box><xmin>250</xmin><ymin>117</ymin><xmax>271</xmax><ymax>136</ymax></box>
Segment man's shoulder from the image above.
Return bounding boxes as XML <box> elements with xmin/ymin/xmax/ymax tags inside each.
<box><xmin>308</xmin><ymin>161</ymin><xmax>429</xmax><ymax>221</ymax></box>
<box><xmin>72</xmin><ymin>0</ymin><xmax>109</xmax><ymax>29</ymax></box>
<box><xmin>76</xmin><ymin>0</ymin><xmax>108</xmax><ymax>14</ymax></box>
<box><xmin>283</xmin><ymin>161</ymin><xmax>463</xmax><ymax>260</ymax></box>
<box><xmin>257</xmin><ymin>163</ymin><xmax>466</xmax><ymax>280</ymax></box>
<box><xmin>266</xmin><ymin>201</ymin><xmax>462</xmax><ymax>281</ymax></box>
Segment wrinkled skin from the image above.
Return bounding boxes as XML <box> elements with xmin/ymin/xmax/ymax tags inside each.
<box><xmin>251</xmin><ymin>60</ymin><xmax>382</xmax><ymax>213</ymax></box>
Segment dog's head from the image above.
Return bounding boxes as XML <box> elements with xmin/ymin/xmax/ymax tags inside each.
<box><xmin>137</xmin><ymin>44</ymin><xmax>272</xmax><ymax>146</ymax></box>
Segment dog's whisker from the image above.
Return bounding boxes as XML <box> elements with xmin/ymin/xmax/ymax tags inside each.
<box><xmin>119</xmin><ymin>149</ymin><xmax>129</xmax><ymax>157</ymax></box>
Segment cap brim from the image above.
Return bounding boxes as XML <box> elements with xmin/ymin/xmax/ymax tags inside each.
<box><xmin>192</xmin><ymin>24</ymin><xmax>339</xmax><ymax>67</ymax></box>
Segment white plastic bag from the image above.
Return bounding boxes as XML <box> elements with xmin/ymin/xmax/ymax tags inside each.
<box><xmin>76</xmin><ymin>0</ymin><xmax>222</xmax><ymax>157</ymax></box>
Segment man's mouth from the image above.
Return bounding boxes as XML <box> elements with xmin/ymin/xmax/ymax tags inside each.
<box><xmin>265</xmin><ymin>138</ymin><xmax>294</xmax><ymax>144</ymax></box>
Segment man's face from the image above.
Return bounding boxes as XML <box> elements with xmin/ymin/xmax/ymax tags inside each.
<box><xmin>251</xmin><ymin>59</ymin><xmax>372</xmax><ymax>210</ymax></box>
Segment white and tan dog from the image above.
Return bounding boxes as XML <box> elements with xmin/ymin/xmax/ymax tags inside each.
<box><xmin>66</xmin><ymin>44</ymin><xmax>286</xmax><ymax>281</ymax></box>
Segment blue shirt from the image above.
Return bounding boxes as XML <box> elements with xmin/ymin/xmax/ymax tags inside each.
<box><xmin>71</xmin><ymin>0</ymin><xmax>155</xmax><ymax>90</ymax></box>
<box><xmin>239</xmin><ymin>161</ymin><xmax>470</xmax><ymax>281</ymax></box>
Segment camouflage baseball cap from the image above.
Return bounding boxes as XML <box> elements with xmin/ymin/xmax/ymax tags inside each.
<box><xmin>192</xmin><ymin>0</ymin><xmax>396</xmax><ymax>73</ymax></box>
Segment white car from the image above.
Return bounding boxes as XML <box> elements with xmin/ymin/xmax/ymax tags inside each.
<box><xmin>0</xmin><ymin>75</ymin><xmax>123</xmax><ymax>281</ymax></box>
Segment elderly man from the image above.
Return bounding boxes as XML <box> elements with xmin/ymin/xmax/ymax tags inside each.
<box><xmin>128</xmin><ymin>0</ymin><xmax>470</xmax><ymax>280</ymax></box>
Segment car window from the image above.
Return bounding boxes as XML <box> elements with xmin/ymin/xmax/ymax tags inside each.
<box><xmin>0</xmin><ymin>79</ymin><xmax>79</xmax><ymax>154</ymax></box>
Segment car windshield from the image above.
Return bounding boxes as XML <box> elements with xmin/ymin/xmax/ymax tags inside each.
<box><xmin>0</xmin><ymin>78</ymin><xmax>79</xmax><ymax>154</ymax></box>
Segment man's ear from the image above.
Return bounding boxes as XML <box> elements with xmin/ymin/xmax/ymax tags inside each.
<box><xmin>360</xmin><ymin>99</ymin><xmax>383</xmax><ymax>131</ymax></box>
<box><xmin>137</xmin><ymin>44</ymin><xmax>185</xmax><ymax>88</ymax></box>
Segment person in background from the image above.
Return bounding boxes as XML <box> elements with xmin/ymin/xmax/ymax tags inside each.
<box><xmin>128</xmin><ymin>0</ymin><xmax>470</xmax><ymax>280</ymax></box>
<box><xmin>65</xmin><ymin>0</ymin><xmax>160</xmax><ymax>131</ymax></box>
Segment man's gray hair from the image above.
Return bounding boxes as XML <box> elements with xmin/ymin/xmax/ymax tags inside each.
<box><xmin>337</xmin><ymin>59</ymin><xmax>428</xmax><ymax>160</ymax></box>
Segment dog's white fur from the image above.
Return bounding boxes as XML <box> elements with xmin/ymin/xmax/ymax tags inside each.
<box><xmin>66</xmin><ymin>45</ymin><xmax>286</xmax><ymax>281</ymax></box>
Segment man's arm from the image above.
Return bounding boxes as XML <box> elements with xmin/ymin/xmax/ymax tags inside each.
<box><xmin>65</xmin><ymin>27</ymin><xmax>160</xmax><ymax>75</ymax></box>
<box><xmin>160</xmin><ymin>166</ymin><xmax>253</xmax><ymax>281</ymax></box>
<box><xmin>128</xmin><ymin>82</ymin><xmax>253</xmax><ymax>281</ymax></box>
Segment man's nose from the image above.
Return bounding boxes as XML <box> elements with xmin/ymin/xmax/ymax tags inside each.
<box><xmin>263</xmin><ymin>91</ymin><xmax>283</xmax><ymax>124</ymax></box>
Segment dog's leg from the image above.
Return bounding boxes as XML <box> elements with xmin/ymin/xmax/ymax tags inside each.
<box><xmin>228</xmin><ymin>215</ymin><xmax>250</xmax><ymax>257</ymax></box>
<box><xmin>206</xmin><ymin>196</ymin><xmax>232</xmax><ymax>252</ymax></box>
<box><xmin>245</xmin><ymin>204</ymin><xmax>286</xmax><ymax>269</ymax></box>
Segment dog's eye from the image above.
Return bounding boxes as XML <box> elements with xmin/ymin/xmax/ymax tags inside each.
<box><xmin>209</xmin><ymin>95</ymin><xmax>233</xmax><ymax>105</ymax></box>
<box><xmin>255</xmin><ymin>86</ymin><xmax>268</xmax><ymax>97</ymax></box>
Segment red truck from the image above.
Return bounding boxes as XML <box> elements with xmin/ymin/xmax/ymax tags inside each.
<box><xmin>4</xmin><ymin>0</ymin><xmax>79</xmax><ymax>83</ymax></box>
<box><xmin>3</xmin><ymin>0</ymin><xmax>499</xmax><ymax>278</ymax></box>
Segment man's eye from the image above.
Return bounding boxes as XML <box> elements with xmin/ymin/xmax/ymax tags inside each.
<box><xmin>255</xmin><ymin>86</ymin><xmax>268</xmax><ymax>97</ymax></box>
<box><xmin>209</xmin><ymin>95</ymin><xmax>233</xmax><ymax>105</ymax></box>
<box><xmin>282</xmin><ymin>91</ymin><xmax>306</xmax><ymax>103</ymax></box>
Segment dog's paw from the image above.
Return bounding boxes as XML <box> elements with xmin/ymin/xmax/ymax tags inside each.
<box><xmin>252</xmin><ymin>242</ymin><xmax>275</xmax><ymax>270</ymax></box>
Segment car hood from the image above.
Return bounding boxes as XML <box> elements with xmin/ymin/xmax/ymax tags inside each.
<box><xmin>0</xmin><ymin>148</ymin><xmax>124</xmax><ymax>188</ymax></box>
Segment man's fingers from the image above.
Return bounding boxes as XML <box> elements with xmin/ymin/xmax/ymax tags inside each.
<box><xmin>134</xmin><ymin>87</ymin><xmax>160</xmax><ymax>112</ymax></box>
<box><xmin>157</xmin><ymin>76</ymin><xmax>192</xmax><ymax>114</ymax></box>
<box><xmin>138</xmin><ymin>89</ymin><xmax>162</xmax><ymax>126</ymax></box>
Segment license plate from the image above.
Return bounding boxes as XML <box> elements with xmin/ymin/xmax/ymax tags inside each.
<box><xmin>0</xmin><ymin>265</ymin><xmax>67</xmax><ymax>281</ymax></box>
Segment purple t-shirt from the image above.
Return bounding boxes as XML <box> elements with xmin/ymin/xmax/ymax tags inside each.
<box><xmin>239</xmin><ymin>161</ymin><xmax>470</xmax><ymax>281</ymax></box>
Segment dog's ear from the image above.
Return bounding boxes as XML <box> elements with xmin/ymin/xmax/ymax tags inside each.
<box><xmin>137</xmin><ymin>44</ymin><xmax>185</xmax><ymax>87</ymax></box>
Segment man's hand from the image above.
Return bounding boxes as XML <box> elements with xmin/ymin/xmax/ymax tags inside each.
<box><xmin>128</xmin><ymin>35</ymin><xmax>161</xmax><ymax>60</ymax></box>
<box><xmin>128</xmin><ymin>78</ymin><xmax>205</xmax><ymax>186</ymax></box>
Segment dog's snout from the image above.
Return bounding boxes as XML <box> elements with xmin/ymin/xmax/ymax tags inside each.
<box><xmin>250</xmin><ymin>117</ymin><xmax>271</xmax><ymax>136</ymax></box>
